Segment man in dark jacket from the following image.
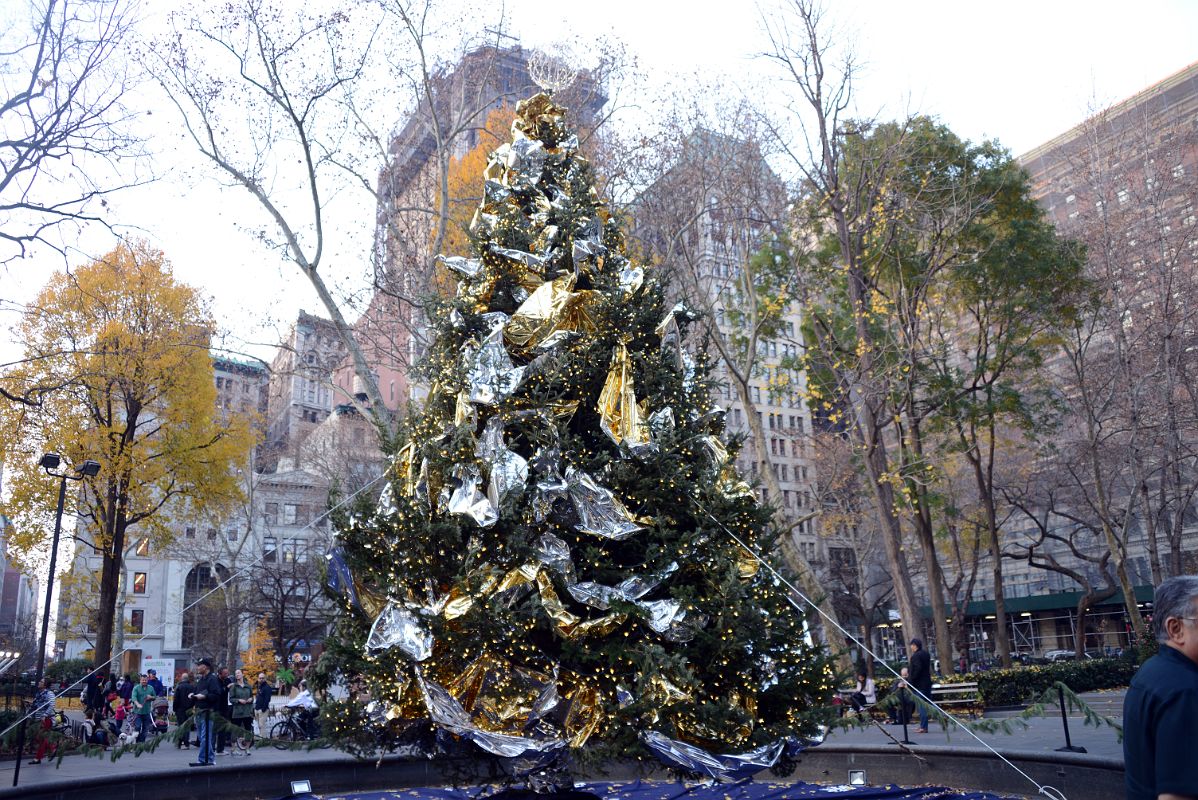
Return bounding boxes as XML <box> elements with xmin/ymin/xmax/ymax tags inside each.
<box><xmin>253</xmin><ymin>672</ymin><xmax>273</xmax><ymax>738</ymax></box>
<box><xmin>907</xmin><ymin>638</ymin><xmax>934</xmax><ymax>733</ymax></box>
<box><xmin>172</xmin><ymin>673</ymin><xmax>195</xmax><ymax>749</ymax></box>
<box><xmin>146</xmin><ymin>669</ymin><xmax>165</xmax><ymax>698</ymax></box>
<box><xmin>215</xmin><ymin>667</ymin><xmax>232</xmax><ymax>754</ymax></box>
<box><xmin>1123</xmin><ymin>576</ymin><xmax>1198</xmax><ymax>800</ymax></box>
<box><xmin>188</xmin><ymin>659</ymin><xmax>222</xmax><ymax>766</ymax></box>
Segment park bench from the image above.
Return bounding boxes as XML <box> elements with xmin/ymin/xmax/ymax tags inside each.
<box><xmin>930</xmin><ymin>681</ymin><xmax>981</xmax><ymax>715</ymax></box>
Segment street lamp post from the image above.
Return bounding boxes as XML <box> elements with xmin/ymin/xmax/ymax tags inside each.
<box><xmin>12</xmin><ymin>454</ymin><xmax>100</xmax><ymax>788</ymax></box>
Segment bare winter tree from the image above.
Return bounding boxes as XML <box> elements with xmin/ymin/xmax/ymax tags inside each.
<box><xmin>149</xmin><ymin>0</ymin><xmax>394</xmax><ymax>431</ymax></box>
<box><xmin>758</xmin><ymin>0</ymin><xmax>926</xmax><ymax>647</ymax></box>
<box><xmin>0</xmin><ymin>0</ymin><xmax>141</xmax><ymax>265</ymax></box>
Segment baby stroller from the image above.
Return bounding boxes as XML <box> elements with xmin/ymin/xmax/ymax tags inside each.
<box><xmin>152</xmin><ymin>698</ymin><xmax>170</xmax><ymax>736</ymax></box>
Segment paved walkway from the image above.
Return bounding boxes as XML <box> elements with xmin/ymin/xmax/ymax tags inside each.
<box><xmin>825</xmin><ymin>690</ymin><xmax>1125</xmax><ymax>761</ymax></box>
<box><xmin>0</xmin><ymin>692</ymin><xmax>1125</xmax><ymax>790</ymax></box>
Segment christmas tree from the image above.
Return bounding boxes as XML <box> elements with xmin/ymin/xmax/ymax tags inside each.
<box><xmin>317</xmin><ymin>94</ymin><xmax>834</xmax><ymax>775</ymax></box>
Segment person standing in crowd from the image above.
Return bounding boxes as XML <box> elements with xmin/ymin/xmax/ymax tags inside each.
<box><xmin>215</xmin><ymin>666</ymin><xmax>232</xmax><ymax>754</ymax></box>
<box><xmin>27</xmin><ymin>679</ymin><xmax>56</xmax><ymax>765</ymax></box>
<box><xmin>118</xmin><ymin>673</ymin><xmax>134</xmax><ymax>703</ymax></box>
<box><xmin>130</xmin><ymin>674</ymin><xmax>156</xmax><ymax>743</ymax></box>
<box><xmin>254</xmin><ymin>671</ymin><xmax>273</xmax><ymax>738</ymax></box>
<box><xmin>907</xmin><ymin>638</ymin><xmax>933</xmax><ymax>734</ymax></box>
<box><xmin>188</xmin><ymin>659</ymin><xmax>221</xmax><ymax>767</ymax></box>
<box><xmin>229</xmin><ymin>669</ymin><xmax>255</xmax><ymax>754</ymax></box>
<box><xmin>84</xmin><ymin>671</ymin><xmax>104</xmax><ymax>715</ymax></box>
<box><xmin>1124</xmin><ymin>575</ymin><xmax>1198</xmax><ymax>800</ymax></box>
<box><xmin>146</xmin><ymin>669</ymin><xmax>165</xmax><ymax>698</ymax></box>
<box><xmin>173</xmin><ymin>672</ymin><xmax>195</xmax><ymax>749</ymax></box>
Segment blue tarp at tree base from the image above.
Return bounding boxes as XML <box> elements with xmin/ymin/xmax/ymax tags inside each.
<box><xmin>319</xmin><ymin>779</ymin><xmax>1014</xmax><ymax>800</ymax></box>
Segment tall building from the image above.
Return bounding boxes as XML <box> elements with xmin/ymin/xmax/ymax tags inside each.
<box><xmin>341</xmin><ymin>44</ymin><xmax>607</xmax><ymax>408</ymax></box>
<box><xmin>0</xmin><ymin>511</ymin><xmax>38</xmax><ymax>655</ymax></box>
<box><xmin>630</xmin><ymin>129</ymin><xmax>823</xmax><ymax>569</ymax></box>
<box><xmin>263</xmin><ymin>311</ymin><xmax>349</xmax><ymax>471</ymax></box>
<box><xmin>916</xmin><ymin>62</ymin><xmax>1198</xmax><ymax>661</ymax></box>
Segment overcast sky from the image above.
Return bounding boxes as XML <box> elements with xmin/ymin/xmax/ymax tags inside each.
<box><xmin>3</xmin><ymin>0</ymin><xmax>1196</xmax><ymax>366</ymax></box>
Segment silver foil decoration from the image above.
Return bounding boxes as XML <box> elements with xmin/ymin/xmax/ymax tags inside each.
<box><xmin>639</xmin><ymin>598</ymin><xmax>694</xmax><ymax>642</ymax></box>
<box><xmin>499</xmin><ymin>134</ymin><xmax>547</xmax><ymax>181</ymax></box>
<box><xmin>475</xmin><ymin>416</ymin><xmax>530</xmax><ymax>506</ymax></box>
<box><xmin>416</xmin><ymin>670</ymin><xmax>566</xmax><ymax>761</ymax></box>
<box><xmin>366</xmin><ymin>601</ymin><xmax>433</xmax><ymax>662</ymax></box>
<box><xmin>567</xmin><ymin>564</ymin><xmax>675</xmax><ymax>611</ymax></box>
<box><xmin>466</xmin><ymin>320</ymin><xmax>526</xmax><ymax>405</ymax></box>
<box><xmin>648</xmin><ymin>407</ymin><xmax>675</xmax><ymax>439</ymax></box>
<box><xmin>490</xmin><ymin>244</ymin><xmax>546</xmax><ymax>269</ymax></box>
<box><xmin>565</xmin><ymin>466</ymin><xmax>644</xmax><ymax>540</ymax></box>
<box><xmin>618</xmin><ymin>262</ymin><xmax>645</xmax><ymax>295</ymax></box>
<box><xmin>640</xmin><ymin>731</ymin><xmax>790</xmax><ymax>782</ymax></box>
<box><xmin>446</xmin><ymin>464</ymin><xmax>499</xmax><ymax>528</ymax></box>
<box><xmin>436</xmin><ymin>254</ymin><xmax>484</xmax><ymax>278</ymax></box>
<box><xmin>535</xmin><ymin>533</ymin><xmax>575</xmax><ymax>579</ymax></box>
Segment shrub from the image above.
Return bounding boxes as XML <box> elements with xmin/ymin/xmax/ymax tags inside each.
<box><xmin>874</xmin><ymin>658</ymin><xmax>1137</xmax><ymax>708</ymax></box>
<box><xmin>43</xmin><ymin>658</ymin><xmax>93</xmax><ymax>687</ymax></box>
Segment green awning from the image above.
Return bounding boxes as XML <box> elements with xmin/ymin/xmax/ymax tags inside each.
<box><xmin>921</xmin><ymin>585</ymin><xmax>1154</xmax><ymax>619</ymax></box>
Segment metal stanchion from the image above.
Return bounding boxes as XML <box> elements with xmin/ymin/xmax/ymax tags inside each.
<box><xmin>890</xmin><ymin>686</ymin><xmax>915</xmax><ymax>746</ymax></box>
<box><xmin>1054</xmin><ymin>685</ymin><xmax>1087</xmax><ymax>753</ymax></box>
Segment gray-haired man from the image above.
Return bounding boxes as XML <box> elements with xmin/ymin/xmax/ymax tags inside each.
<box><xmin>1124</xmin><ymin>575</ymin><xmax>1198</xmax><ymax>800</ymax></box>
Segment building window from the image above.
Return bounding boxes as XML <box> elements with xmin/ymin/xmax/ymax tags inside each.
<box><xmin>206</xmin><ymin>528</ymin><xmax>217</xmax><ymax>540</ymax></box>
<box><xmin>264</xmin><ymin>536</ymin><xmax>278</xmax><ymax>563</ymax></box>
<box><xmin>282</xmin><ymin>538</ymin><xmax>300</xmax><ymax>563</ymax></box>
<box><xmin>1173</xmin><ymin>164</ymin><xmax>1185</xmax><ymax>180</ymax></box>
<box><xmin>132</xmin><ymin>573</ymin><xmax>147</xmax><ymax>594</ymax></box>
<box><xmin>185</xmin><ymin>526</ymin><xmax>196</xmax><ymax>539</ymax></box>
<box><xmin>135</xmin><ymin>538</ymin><xmax>150</xmax><ymax>557</ymax></box>
<box><xmin>1116</xmin><ymin>189</ymin><xmax>1130</xmax><ymax>205</ymax></box>
<box><xmin>226</xmin><ymin>527</ymin><xmax>238</xmax><ymax>542</ymax></box>
<box><xmin>283</xmin><ymin>504</ymin><xmax>299</xmax><ymax>525</ymax></box>
<box><xmin>264</xmin><ymin>503</ymin><xmax>278</xmax><ymax>526</ymax></box>
<box><xmin>129</xmin><ymin>609</ymin><xmax>144</xmax><ymax>635</ymax></box>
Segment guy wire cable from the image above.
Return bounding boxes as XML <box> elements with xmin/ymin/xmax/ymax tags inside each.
<box><xmin>1</xmin><ymin>469</ymin><xmax>388</xmax><ymax>741</ymax></box>
<box><xmin>694</xmin><ymin>501</ymin><xmax>1069</xmax><ymax>800</ymax></box>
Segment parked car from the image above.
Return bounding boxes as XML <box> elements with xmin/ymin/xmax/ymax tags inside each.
<box><xmin>1011</xmin><ymin>653</ymin><xmax>1050</xmax><ymax>666</ymax></box>
<box><xmin>1044</xmin><ymin>649</ymin><xmax>1095</xmax><ymax>662</ymax></box>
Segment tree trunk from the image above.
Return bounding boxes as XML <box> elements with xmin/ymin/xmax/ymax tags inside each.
<box><xmin>737</xmin><ymin>376</ymin><xmax>854</xmax><ymax>675</ymax></box>
<box><xmin>906</xmin><ymin>416</ymin><xmax>950</xmax><ymax>673</ymax></box>
<box><xmin>1140</xmin><ymin>481</ymin><xmax>1163</xmax><ymax>585</ymax></box>
<box><xmin>93</xmin><ymin>479</ymin><xmax>128</xmax><ymax>671</ymax></box>
<box><xmin>1085</xmin><ymin>440</ymin><xmax>1148</xmax><ymax>642</ymax></box>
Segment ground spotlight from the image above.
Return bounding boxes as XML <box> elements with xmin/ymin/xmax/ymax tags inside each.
<box><xmin>848</xmin><ymin>770</ymin><xmax>867</xmax><ymax>786</ymax></box>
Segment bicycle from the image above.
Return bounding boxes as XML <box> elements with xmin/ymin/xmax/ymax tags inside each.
<box><xmin>268</xmin><ymin>706</ymin><xmax>328</xmax><ymax>749</ymax></box>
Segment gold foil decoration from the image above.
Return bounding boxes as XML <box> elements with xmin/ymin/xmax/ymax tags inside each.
<box><xmin>567</xmin><ymin>613</ymin><xmax>625</xmax><ymax>638</ymax></box>
<box><xmin>563</xmin><ymin>683</ymin><xmax>602</xmax><ymax>747</ymax></box>
<box><xmin>698</xmin><ymin>435</ymin><xmax>753</xmax><ymax>499</ymax></box>
<box><xmin>536</xmin><ymin>571</ymin><xmax>580</xmax><ymax>630</ymax></box>
<box><xmin>514</xmin><ymin>93</ymin><xmax>565</xmax><ymax>136</ymax></box>
<box><xmin>648</xmin><ymin>674</ymin><xmax>692</xmax><ymax>704</ymax></box>
<box><xmin>597</xmin><ymin>343</ymin><xmax>650</xmax><ymax>448</ymax></box>
<box><xmin>391</xmin><ymin>442</ymin><xmax>417</xmax><ymax>496</ymax></box>
<box><xmin>737</xmin><ymin>547</ymin><xmax>760</xmax><ymax>579</ymax></box>
<box><xmin>494</xmin><ymin>562</ymin><xmax>540</xmax><ymax>594</ymax></box>
<box><xmin>353</xmin><ymin>579</ymin><xmax>388</xmax><ymax>619</ymax></box>
<box><xmin>504</xmin><ymin>273</ymin><xmax>577</xmax><ymax>350</ymax></box>
<box><xmin>562</xmin><ymin>290</ymin><xmax>600</xmax><ymax>334</ymax></box>
<box><xmin>454</xmin><ymin>391</ymin><xmax>476</xmax><ymax>427</ymax></box>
